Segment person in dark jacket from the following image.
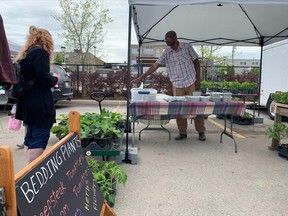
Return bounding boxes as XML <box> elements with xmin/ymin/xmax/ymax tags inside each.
<box><xmin>15</xmin><ymin>25</ymin><xmax>58</xmax><ymax>163</ymax></box>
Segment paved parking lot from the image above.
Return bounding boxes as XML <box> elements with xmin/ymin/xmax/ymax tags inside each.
<box><xmin>1</xmin><ymin>100</ymin><xmax>288</xmax><ymax>215</ymax></box>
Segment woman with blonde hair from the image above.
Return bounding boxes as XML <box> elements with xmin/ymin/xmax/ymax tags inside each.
<box><xmin>15</xmin><ymin>26</ymin><xmax>58</xmax><ymax>163</ymax></box>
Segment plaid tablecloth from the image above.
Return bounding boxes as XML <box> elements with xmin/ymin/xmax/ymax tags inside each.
<box><xmin>129</xmin><ymin>101</ymin><xmax>245</xmax><ymax>120</ymax></box>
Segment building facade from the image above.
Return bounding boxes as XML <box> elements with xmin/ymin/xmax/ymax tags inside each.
<box><xmin>130</xmin><ymin>44</ymin><xmax>260</xmax><ymax>75</ymax></box>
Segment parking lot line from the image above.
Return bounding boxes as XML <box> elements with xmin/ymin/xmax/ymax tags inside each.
<box><xmin>208</xmin><ymin>118</ymin><xmax>245</xmax><ymax>139</ymax></box>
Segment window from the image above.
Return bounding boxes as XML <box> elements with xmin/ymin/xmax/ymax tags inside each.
<box><xmin>155</xmin><ymin>49</ymin><xmax>161</xmax><ymax>57</ymax></box>
<box><xmin>143</xmin><ymin>48</ymin><xmax>153</xmax><ymax>55</ymax></box>
<box><xmin>132</xmin><ymin>48</ymin><xmax>138</xmax><ymax>55</ymax></box>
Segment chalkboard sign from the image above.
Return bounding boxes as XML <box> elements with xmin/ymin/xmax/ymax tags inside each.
<box><xmin>15</xmin><ymin>133</ymin><xmax>104</xmax><ymax>216</ymax></box>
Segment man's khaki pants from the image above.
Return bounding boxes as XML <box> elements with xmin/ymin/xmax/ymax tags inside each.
<box><xmin>173</xmin><ymin>84</ymin><xmax>205</xmax><ymax>135</ymax></box>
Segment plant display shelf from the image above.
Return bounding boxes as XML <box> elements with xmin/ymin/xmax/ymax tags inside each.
<box><xmin>83</xmin><ymin>148</ymin><xmax>121</xmax><ymax>157</ymax></box>
<box><xmin>83</xmin><ymin>128</ymin><xmax>125</xmax><ymax>158</ymax></box>
<box><xmin>272</xmin><ymin>102</ymin><xmax>288</xmax><ymax>116</ymax></box>
<box><xmin>270</xmin><ymin>102</ymin><xmax>288</xmax><ymax>149</ymax></box>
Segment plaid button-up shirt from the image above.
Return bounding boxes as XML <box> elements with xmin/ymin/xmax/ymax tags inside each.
<box><xmin>156</xmin><ymin>42</ymin><xmax>198</xmax><ymax>88</ymax></box>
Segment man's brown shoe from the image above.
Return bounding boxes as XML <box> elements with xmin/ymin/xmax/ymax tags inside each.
<box><xmin>175</xmin><ymin>134</ymin><xmax>187</xmax><ymax>140</ymax></box>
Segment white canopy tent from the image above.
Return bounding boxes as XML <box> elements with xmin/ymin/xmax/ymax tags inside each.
<box><xmin>128</xmin><ymin>0</ymin><xmax>288</xmax><ymax>46</ymax></box>
<box><xmin>123</xmin><ymin>0</ymin><xmax>288</xmax><ymax>162</ymax></box>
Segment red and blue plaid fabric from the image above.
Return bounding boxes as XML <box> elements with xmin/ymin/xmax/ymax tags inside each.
<box><xmin>129</xmin><ymin>101</ymin><xmax>245</xmax><ymax>119</ymax></box>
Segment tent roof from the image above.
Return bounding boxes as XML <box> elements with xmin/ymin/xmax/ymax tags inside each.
<box><xmin>129</xmin><ymin>0</ymin><xmax>288</xmax><ymax>47</ymax></box>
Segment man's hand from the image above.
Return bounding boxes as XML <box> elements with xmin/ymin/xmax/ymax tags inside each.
<box><xmin>131</xmin><ymin>76</ymin><xmax>143</xmax><ymax>84</ymax></box>
<box><xmin>131</xmin><ymin>63</ymin><xmax>159</xmax><ymax>84</ymax></box>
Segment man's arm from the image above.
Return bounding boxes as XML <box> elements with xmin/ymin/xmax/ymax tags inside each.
<box><xmin>131</xmin><ymin>62</ymin><xmax>161</xmax><ymax>84</ymax></box>
<box><xmin>193</xmin><ymin>58</ymin><xmax>201</xmax><ymax>90</ymax></box>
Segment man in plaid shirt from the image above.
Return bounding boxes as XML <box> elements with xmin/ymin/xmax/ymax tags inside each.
<box><xmin>132</xmin><ymin>30</ymin><xmax>206</xmax><ymax>141</ymax></box>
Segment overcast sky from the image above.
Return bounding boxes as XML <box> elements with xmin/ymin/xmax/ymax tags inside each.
<box><xmin>0</xmin><ymin>0</ymin><xmax>260</xmax><ymax>63</ymax></box>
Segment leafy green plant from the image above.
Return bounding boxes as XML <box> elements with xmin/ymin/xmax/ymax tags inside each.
<box><xmin>101</xmin><ymin>108</ymin><xmax>127</xmax><ymax>127</ymax></box>
<box><xmin>51</xmin><ymin>109</ymin><xmax>125</xmax><ymax>140</ymax></box>
<box><xmin>50</xmin><ymin>114</ymin><xmax>69</xmax><ymax>139</ymax></box>
<box><xmin>271</xmin><ymin>92</ymin><xmax>288</xmax><ymax>104</ymax></box>
<box><xmin>92</xmin><ymin>120</ymin><xmax>121</xmax><ymax>139</ymax></box>
<box><xmin>266</xmin><ymin>123</ymin><xmax>288</xmax><ymax>143</ymax></box>
<box><xmin>87</xmin><ymin>159</ymin><xmax>128</xmax><ymax>206</ymax></box>
<box><xmin>229</xmin><ymin>80</ymin><xmax>241</xmax><ymax>93</ymax></box>
<box><xmin>243</xmin><ymin>111</ymin><xmax>254</xmax><ymax>119</ymax></box>
<box><xmin>221</xmin><ymin>80</ymin><xmax>229</xmax><ymax>91</ymax></box>
<box><xmin>240</xmin><ymin>81</ymin><xmax>257</xmax><ymax>93</ymax></box>
<box><xmin>211</xmin><ymin>81</ymin><xmax>222</xmax><ymax>91</ymax></box>
<box><xmin>80</xmin><ymin>112</ymin><xmax>100</xmax><ymax>138</ymax></box>
<box><xmin>80</xmin><ymin>124</ymin><xmax>93</xmax><ymax>139</ymax></box>
<box><xmin>249</xmin><ymin>82</ymin><xmax>258</xmax><ymax>93</ymax></box>
<box><xmin>200</xmin><ymin>80</ymin><xmax>209</xmax><ymax>92</ymax></box>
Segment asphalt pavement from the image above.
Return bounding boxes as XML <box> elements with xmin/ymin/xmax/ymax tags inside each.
<box><xmin>1</xmin><ymin>100</ymin><xmax>288</xmax><ymax>216</ymax></box>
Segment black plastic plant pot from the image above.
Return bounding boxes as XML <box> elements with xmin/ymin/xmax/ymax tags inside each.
<box><xmin>95</xmin><ymin>135</ymin><xmax>113</xmax><ymax>148</ymax></box>
<box><xmin>232</xmin><ymin>116</ymin><xmax>252</xmax><ymax>125</ymax></box>
<box><xmin>81</xmin><ymin>137</ymin><xmax>94</xmax><ymax>148</ymax></box>
<box><xmin>277</xmin><ymin>144</ymin><xmax>288</xmax><ymax>159</ymax></box>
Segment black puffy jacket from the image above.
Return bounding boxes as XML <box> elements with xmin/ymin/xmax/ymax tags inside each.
<box><xmin>16</xmin><ymin>46</ymin><xmax>58</xmax><ymax>129</ymax></box>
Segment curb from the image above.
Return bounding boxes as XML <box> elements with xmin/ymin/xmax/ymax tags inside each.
<box><xmin>58</xmin><ymin>99</ymin><xmax>128</xmax><ymax>106</ymax></box>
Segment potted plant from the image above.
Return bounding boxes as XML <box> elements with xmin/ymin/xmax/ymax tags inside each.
<box><xmin>87</xmin><ymin>159</ymin><xmax>128</xmax><ymax>207</ymax></box>
<box><xmin>92</xmin><ymin>120</ymin><xmax>121</xmax><ymax>148</ymax></box>
<box><xmin>240</xmin><ymin>82</ymin><xmax>257</xmax><ymax>94</ymax></box>
<box><xmin>51</xmin><ymin>110</ymin><xmax>125</xmax><ymax>148</ymax></box>
<box><xmin>101</xmin><ymin>108</ymin><xmax>131</xmax><ymax>133</ymax></box>
<box><xmin>232</xmin><ymin>111</ymin><xmax>254</xmax><ymax>125</ymax></box>
<box><xmin>271</xmin><ymin>92</ymin><xmax>288</xmax><ymax>104</ymax></box>
<box><xmin>266</xmin><ymin>123</ymin><xmax>288</xmax><ymax>158</ymax></box>
<box><xmin>229</xmin><ymin>80</ymin><xmax>241</xmax><ymax>94</ymax></box>
<box><xmin>221</xmin><ymin>80</ymin><xmax>229</xmax><ymax>92</ymax></box>
<box><xmin>101</xmin><ymin>108</ymin><xmax>125</xmax><ymax>125</ymax></box>
<box><xmin>50</xmin><ymin>114</ymin><xmax>69</xmax><ymax>140</ymax></box>
<box><xmin>249</xmin><ymin>82</ymin><xmax>258</xmax><ymax>94</ymax></box>
<box><xmin>200</xmin><ymin>80</ymin><xmax>209</xmax><ymax>93</ymax></box>
<box><xmin>80</xmin><ymin>124</ymin><xmax>95</xmax><ymax>148</ymax></box>
<box><xmin>211</xmin><ymin>81</ymin><xmax>222</xmax><ymax>92</ymax></box>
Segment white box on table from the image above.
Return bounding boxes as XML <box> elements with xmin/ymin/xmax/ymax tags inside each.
<box><xmin>185</xmin><ymin>96</ymin><xmax>201</xmax><ymax>102</ymax></box>
<box><xmin>200</xmin><ymin>96</ymin><xmax>210</xmax><ymax>102</ymax></box>
<box><xmin>131</xmin><ymin>88</ymin><xmax>157</xmax><ymax>102</ymax></box>
<box><xmin>222</xmin><ymin>92</ymin><xmax>232</xmax><ymax>102</ymax></box>
<box><xmin>193</xmin><ymin>91</ymin><xmax>202</xmax><ymax>96</ymax></box>
<box><xmin>210</xmin><ymin>92</ymin><xmax>222</xmax><ymax>102</ymax></box>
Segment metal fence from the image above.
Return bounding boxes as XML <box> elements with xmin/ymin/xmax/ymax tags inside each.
<box><xmin>63</xmin><ymin>63</ymin><xmax>259</xmax><ymax>99</ymax></box>
<box><xmin>63</xmin><ymin>63</ymin><xmax>129</xmax><ymax>99</ymax></box>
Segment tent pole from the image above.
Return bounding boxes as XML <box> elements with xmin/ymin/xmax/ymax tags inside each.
<box><xmin>124</xmin><ymin>5</ymin><xmax>133</xmax><ymax>163</ymax></box>
<box><xmin>137</xmin><ymin>44</ymin><xmax>141</xmax><ymax>76</ymax></box>
<box><xmin>258</xmin><ymin>37</ymin><xmax>264</xmax><ymax>116</ymax></box>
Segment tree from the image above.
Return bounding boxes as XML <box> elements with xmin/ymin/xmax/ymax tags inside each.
<box><xmin>53</xmin><ymin>0</ymin><xmax>113</xmax><ymax>66</ymax></box>
<box><xmin>196</xmin><ymin>45</ymin><xmax>228</xmax><ymax>81</ymax></box>
<box><xmin>54</xmin><ymin>54</ymin><xmax>63</xmax><ymax>64</ymax></box>
<box><xmin>250</xmin><ymin>67</ymin><xmax>260</xmax><ymax>76</ymax></box>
